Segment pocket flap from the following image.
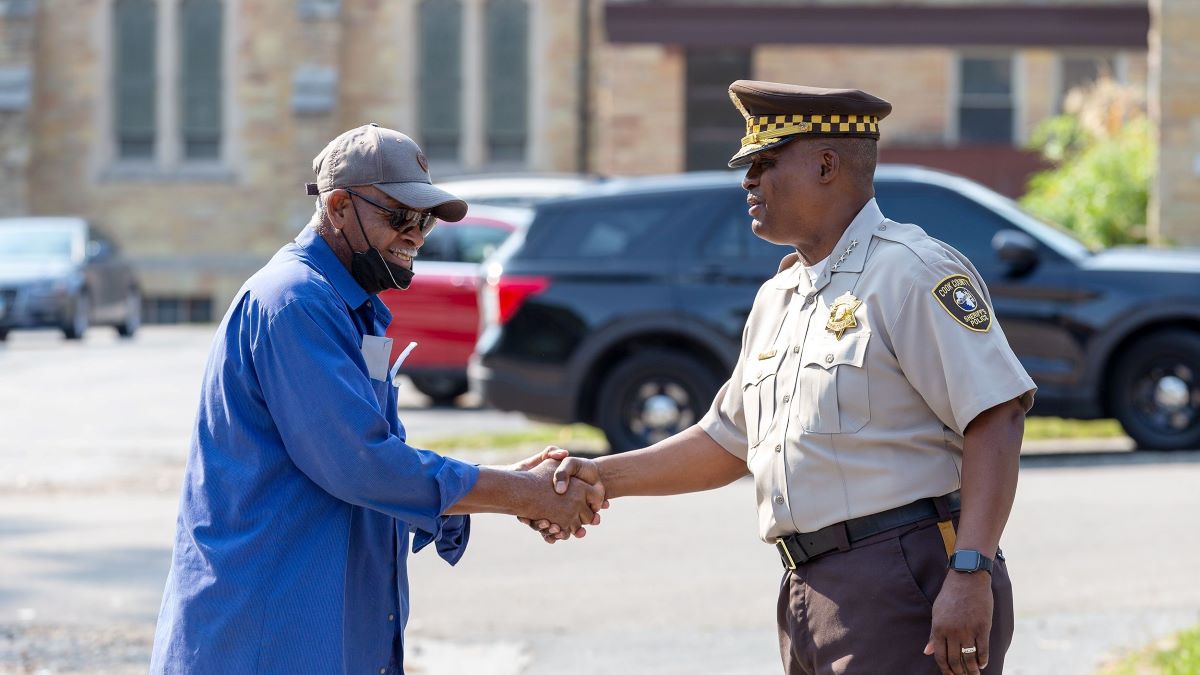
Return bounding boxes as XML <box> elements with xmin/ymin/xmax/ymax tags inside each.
<box><xmin>802</xmin><ymin>331</ymin><xmax>870</xmax><ymax>370</ymax></box>
<box><xmin>742</xmin><ymin>350</ymin><xmax>785</xmax><ymax>387</ymax></box>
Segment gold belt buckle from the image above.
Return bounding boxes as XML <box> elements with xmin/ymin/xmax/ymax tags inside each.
<box><xmin>775</xmin><ymin>538</ymin><xmax>797</xmax><ymax>571</ymax></box>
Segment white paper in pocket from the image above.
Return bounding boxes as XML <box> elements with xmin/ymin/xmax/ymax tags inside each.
<box><xmin>360</xmin><ymin>335</ymin><xmax>394</xmax><ymax>381</ymax></box>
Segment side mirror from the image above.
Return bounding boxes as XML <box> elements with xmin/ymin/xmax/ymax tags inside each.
<box><xmin>87</xmin><ymin>240</ymin><xmax>113</xmax><ymax>260</ymax></box>
<box><xmin>992</xmin><ymin>229</ymin><xmax>1038</xmax><ymax>277</ymax></box>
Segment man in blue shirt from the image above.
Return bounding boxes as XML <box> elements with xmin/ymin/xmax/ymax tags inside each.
<box><xmin>150</xmin><ymin>124</ymin><xmax>603</xmax><ymax>674</ymax></box>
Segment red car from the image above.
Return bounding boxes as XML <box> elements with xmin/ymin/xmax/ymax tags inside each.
<box><xmin>381</xmin><ymin>204</ymin><xmax>532</xmax><ymax>404</ymax></box>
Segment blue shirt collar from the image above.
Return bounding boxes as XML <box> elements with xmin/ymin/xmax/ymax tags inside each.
<box><xmin>295</xmin><ymin>226</ymin><xmax>370</xmax><ymax>310</ymax></box>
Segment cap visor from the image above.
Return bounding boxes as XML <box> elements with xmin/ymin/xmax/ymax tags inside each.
<box><xmin>727</xmin><ymin>135</ymin><xmax>799</xmax><ymax>168</ymax></box>
<box><xmin>377</xmin><ymin>181</ymin><xmax>469</xmax><ymax>222</ymax></box>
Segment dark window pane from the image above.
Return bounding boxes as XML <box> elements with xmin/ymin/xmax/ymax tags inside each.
<box><xmin>419</xmin><ymin>0</ymin><xmax>462</xmax><ymax>161</ymax></box>
<box><xmin>961</xmin><ymin>57</ymin><xmax>1012</xmax><ymax>96</ymax></box>
<box><xmin>486</xmin><ymin>0</ymin><xmax>528</xmax><ymax>163</ymax></box>
<box><xmin>958</xmin><ymin>56</ymin><xmax>1013</xmax><ymax>144</ymax></box>
<box><xmin>874</xmin><ymin>181</ymin><xmax>1012</xmax><ymax>273</ymax></box>
<box><xmin>524</xmin><ymin>195</ymin><xmax>704</xmax><ymax>260</ymax></box>
<box><xmin>958</xmin><ymin>107</ymin><xmax>1014</xmax><ymax>143</ymax></box>
<box><xmin>180</xmin><ymin>0</ymin><xmax>223</xmax><ymax>160</ymax></box>
<box><xmin>115</xmin><ymin>0</ymin><xmax>157</xmax><ymax>159</ymax></box>
<box><xmin>455</xmin><ymin>224</ymin><xmax>512</xmax><ymax>263</ymax></box>
<box><xmin>686</xmin><ymin>49</ymin><xmax>751</xmax><ymax>171</ymax></box>
<box><xmin>703</xmin><ymin>191</ymin><xmax>791</xmax><ymax>261</ymax></box>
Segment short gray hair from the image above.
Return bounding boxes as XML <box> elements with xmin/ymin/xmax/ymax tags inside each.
<box><xmin>310</xmin><ymin>194</ymin><xmax>330</xmax><ymax>235</ymax></box>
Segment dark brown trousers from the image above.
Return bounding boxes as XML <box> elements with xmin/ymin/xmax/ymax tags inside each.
<box><xmin>776</xmin><ymin>517</ymin><xmax>1014</xmax><ymax>675</ymax></box>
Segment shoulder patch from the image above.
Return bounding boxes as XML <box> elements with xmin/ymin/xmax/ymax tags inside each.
<box><xmin>931</xmin><ymin>274</ymin><xmax>991</xmax><ymax>332</ymax></box>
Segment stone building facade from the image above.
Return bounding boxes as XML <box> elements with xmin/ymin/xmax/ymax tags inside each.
<box><xmin>0</xmin><ymin>0</ymin><xmax>1190</xmax><ymax>319</ymax></box>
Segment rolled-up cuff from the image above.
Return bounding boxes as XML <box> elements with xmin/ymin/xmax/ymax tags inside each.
<box><xmin>412</xmin><ymin>457</ymin><xmax>479</xmax><ymax>565</ymax></box>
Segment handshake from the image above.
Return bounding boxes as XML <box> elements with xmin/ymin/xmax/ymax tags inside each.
<box><xmin>509</xmin><ymin>447</ymin><xmax>606</xmax><ymax>543</ymax></box>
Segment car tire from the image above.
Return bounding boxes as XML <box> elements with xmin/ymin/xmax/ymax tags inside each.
<box><xmin>62</xmin><ymin>293</ymin><xmax>90</xmax><ymax>341</ymax></box>
<box><xmin>1109</xmin><ymin>330</ymin><xmax>1200</xmax><ymax>451</ymax></box>
<box><xmin>410</xmin><ymin>374</ymin><xmax>470</xmax><ymax>406</ymax></box>
<box><xmin>117</xmin><ymin>288</ymin><xmax>141</xmax><ymax>338</ymax></box>
<box><xmin>596</xmin><ymin>350</ymin><xmax>721</xmax><ymax>453</ymax></box>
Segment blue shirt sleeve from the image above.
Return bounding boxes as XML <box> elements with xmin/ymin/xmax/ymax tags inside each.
<box><xmin>251</xmin><ymin>295</ymin><xmax>480</xmax><ymax>550</ymax></box>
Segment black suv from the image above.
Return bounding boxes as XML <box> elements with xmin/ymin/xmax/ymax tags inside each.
<box><xmin>471</xmin><ymin>166</ymin><xmax>1200</xmax><ymax>452</ymax></box>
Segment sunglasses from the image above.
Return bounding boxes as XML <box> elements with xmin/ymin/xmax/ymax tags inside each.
<box><xmin>344</xmin><ymin>189</ymin><xmax>438</xmax><ymax>236</ymax></box>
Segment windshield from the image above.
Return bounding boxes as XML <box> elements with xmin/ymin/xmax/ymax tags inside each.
<box><xmin>0</xmin><ymin>224</ymin><xmax>80</xmax><ymax>261</ymax></box>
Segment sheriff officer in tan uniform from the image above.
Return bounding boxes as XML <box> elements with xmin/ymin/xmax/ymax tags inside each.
<box><xmin>538</xmin><ymin>81</ymin><xmax>1035</xmax><ymax>675</ymax></box>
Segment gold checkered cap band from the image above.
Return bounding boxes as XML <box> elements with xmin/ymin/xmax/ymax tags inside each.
<box><xmin>741</xmin><ymin>113</ymin><xmax>881</xmax><ymax>146</ymax></box>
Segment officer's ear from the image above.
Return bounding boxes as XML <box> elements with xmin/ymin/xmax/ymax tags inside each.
<box><xmin>817</xmin><ymin>148</ymin><xmax>839</xmax><ymax>184</ymax></box>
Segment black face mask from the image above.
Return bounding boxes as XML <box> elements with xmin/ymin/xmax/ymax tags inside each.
<box><xmin>343</xmin><ymin>198</ymin><xmax>414</xmax><ymax>294</ymax></box>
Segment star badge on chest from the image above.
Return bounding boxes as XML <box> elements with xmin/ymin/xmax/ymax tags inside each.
<box><xmin>825</xmin><ymin>293</ymin><xmax>863</xmax><ymax>340</ymax></box>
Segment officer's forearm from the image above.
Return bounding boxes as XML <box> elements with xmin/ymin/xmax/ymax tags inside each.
<box><xmin>594</xmin><ymin>424</ymin><xmax>749</xmax><ymax>499</ymax></box>
<box><xmin>955</xmin><ymin>398</ymin><xmax>1024</xmax><ymax>556</ymax></box>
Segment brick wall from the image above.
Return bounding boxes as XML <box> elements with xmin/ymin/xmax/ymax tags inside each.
<box><xmin>593</xmin><ymin>43</ymin><xmax>685</xmax><ymax>175</ymax></box>
<box><xmin>1151</xmin><ymin>0</ymin><xmax>1200</xmax><ymax>246</ymax></box>
<box><xmin>754</xmin><ymin>46</ymin><xmax>952</xmax><ymax>147</ymax></box>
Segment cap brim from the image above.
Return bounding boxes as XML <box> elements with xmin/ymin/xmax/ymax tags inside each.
<box><xmin>727</xmin><ymin>135</ymin><xmax>800</xmax><ymax>168</ymax></box>
<box><xmin>377</xmin><ymin>181</ymin><xmax>469</xmax><ymax>222</ymax></box>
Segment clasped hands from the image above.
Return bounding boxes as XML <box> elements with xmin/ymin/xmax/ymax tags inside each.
<box><xmin>510</xmin><ymin>446</ymin><xmax>604</xmax><ymax>542</ymax></box>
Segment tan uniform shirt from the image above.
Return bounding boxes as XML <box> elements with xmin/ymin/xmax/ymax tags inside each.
<box><xmin>699</xmin><ymin>198</ymin><xmax>1036</xmax><ymax>541</ymax></box>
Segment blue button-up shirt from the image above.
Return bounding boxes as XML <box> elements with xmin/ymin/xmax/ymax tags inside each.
<box><xmin>151</xmin><ymin>226</ymin><xmax>480</xmax><ymax>674</ymax></box>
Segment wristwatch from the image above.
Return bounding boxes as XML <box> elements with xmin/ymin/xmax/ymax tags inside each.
<box><xmin>947</xmin><ymin>549</ymin><xmax>994</xmax><ymax>574</ymax></box>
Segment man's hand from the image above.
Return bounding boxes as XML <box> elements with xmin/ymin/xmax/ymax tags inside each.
<box><xmin>518</xmin><ymin>451</ymin><xmax>607</xmax><ymax>543</ymax></box>
<box><xmin>923</xmin><ymin>571</ymin><xmax>993</xmax><ymax>675</ymax></box>
<box><xmin>516</xmin><ymin>457</ymin><xmax>605</xmax><ymax>538</ymax></box>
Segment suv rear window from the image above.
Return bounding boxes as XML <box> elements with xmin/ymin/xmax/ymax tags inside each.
<box><xmin>520</xmin><ymin>192</ymin><xmax>709</xmax><ymax>260</ymax></box>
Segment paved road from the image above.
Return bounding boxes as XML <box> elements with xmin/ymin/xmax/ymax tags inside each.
<box><xmin>1</xmin><ymin>327</ymin><xmax>1198</xmax><ymax>674</ymax></box>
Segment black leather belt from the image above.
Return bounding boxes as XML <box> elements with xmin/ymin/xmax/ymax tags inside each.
<box><xmin>775</xmin><ymin>491</ymin><xmax>961</xmax><ymax>570</ymax></box>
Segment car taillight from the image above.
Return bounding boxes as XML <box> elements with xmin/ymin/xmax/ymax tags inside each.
<box><xmin>485</xmin><ymin>275</ymin><xmax>550</xmax><ymax>326</ymax></box>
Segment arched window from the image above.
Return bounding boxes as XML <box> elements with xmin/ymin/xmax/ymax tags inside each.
<box><xmin>418</xmin><ymin>0</ymin><xmax>462</xmax><ymax>162</ymax></box>
<box><xmin>114</xmin><ymin>0</ymin><xmax>157</xmax><ymax>159</ymax></box>
<box><xmin>485</xmin><ymin>0</ymin><xmax>528</xmax><ymax>163</ymax></box>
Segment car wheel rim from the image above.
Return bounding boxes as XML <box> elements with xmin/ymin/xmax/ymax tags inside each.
<box><xmin>625</xmin><ymin>379</ymin><xmax>695</xmax><ymax>445</ymax></box>
<box><xmin>1132</xmin><ymin>362</ymin><xmax>1199</xmax><ymax>435</ymax></box>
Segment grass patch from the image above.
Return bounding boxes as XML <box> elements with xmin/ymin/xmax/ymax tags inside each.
<box><xmin>421</xmin><ymin>424</ymin><xmax>609</xmax><ymax>453</ymax></box>
<box><xmin>1102</xmin><ymin>624</ymin><xmax>1200</xmax><ymax>674</ymax></box>
<box><xmin>1024</xmin><ymin>416</ymin><xmax>1126</xmax><ymax>440</ymax></box>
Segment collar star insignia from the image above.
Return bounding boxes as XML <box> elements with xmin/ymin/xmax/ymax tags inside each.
<box><xmin>826</xmin><ymin>293</ymin><xmax>862</xmax><ymax>340</ymax></box>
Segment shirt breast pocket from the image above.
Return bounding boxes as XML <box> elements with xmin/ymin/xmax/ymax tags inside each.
<box><xmin>742</xmin><ymin>351</ymin><xmax>785</xmax><ymax>449</ymax></box>
<box><xmin>799</xmin><ymin>331</ymin><xmax>871</xmax><ymax>434</ymax></box>
<box><xmin>370</xmin><ymin>377</ymin><xmax>392</xmax><ymax>415</ymax></box>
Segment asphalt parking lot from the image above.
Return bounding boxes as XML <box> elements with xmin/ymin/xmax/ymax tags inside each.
<box><xmin>1</xmin><ymin>326</ymin><xmax>1198</xmax><ymax>674</ymax></box>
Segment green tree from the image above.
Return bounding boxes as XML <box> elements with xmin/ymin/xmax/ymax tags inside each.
<box><xmin>1020</xmin><ymin>78</ymin><xmax>1154</xmax><ymax>249</ymax></box>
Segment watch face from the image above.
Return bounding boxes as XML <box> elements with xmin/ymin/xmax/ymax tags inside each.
<box><xmin>953</xmin><ymin>551</ymin><xmax>981</xmax><ymax>570</ymax></box>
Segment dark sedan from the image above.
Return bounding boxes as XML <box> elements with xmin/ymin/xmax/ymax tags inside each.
<box><xmin>0</xmin><ymin>217</ymin><xmax>141</xmax><ymax>341</ymax></box>
<box><xmin>472</xmin><ymin>166</ymin><xmax>1200</xmax><ymax>452</ymax></box>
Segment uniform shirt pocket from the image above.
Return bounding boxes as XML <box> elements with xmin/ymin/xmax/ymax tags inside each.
<box><xmin>741</xmin><ymin>351</ymin><xmax>786</xmax><ymax>449</ymax></box>
<box><xmin>799</xmin><ymin>331</ymin><xmax>871</xmax><ymax>434</ymax></box>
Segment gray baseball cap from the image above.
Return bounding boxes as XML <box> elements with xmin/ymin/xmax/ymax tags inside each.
<box><xmin>306</xmin><ymin>123</ymin><xmax>468</xmax><ymax>222</ymax></box>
